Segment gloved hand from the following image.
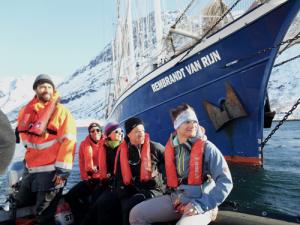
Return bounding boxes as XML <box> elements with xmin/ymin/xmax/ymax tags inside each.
<box><xmin>53</xmin><ymin>168</ymin><xmax>70</xmax><ymax>188</ymax></box>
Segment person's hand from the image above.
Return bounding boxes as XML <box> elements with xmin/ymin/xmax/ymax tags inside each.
<box><xmin>171</xmin><ymin>194</ymin><xmax>185</xmax><ymax>213</ymax></box>
<box><xmin>151</xmin><ymin>170</ymin><xmax>158</xmax><ymax>178</ymax></box>
<box><xmin>93</xmin><ymin>166</ymin><xmax>98</xmax><ymax>172</ymax></box>
<box><xmin>182</xmin><ymin>203</ymin><xmax>199</xmax><ymax>216</ymax></box>
<box><xmin>52</xmin><ymin>174</ymin><xmax>66</xmax><ymax>187</ymax></box>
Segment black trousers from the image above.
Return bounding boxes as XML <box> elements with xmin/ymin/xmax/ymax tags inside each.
<box><xmin>81</xmin><ymin>188</ymin><xmax>157</xmax><ymax>225</ymax></box>
<box><xmin>80</xmin><ymin>189</ymin><xmax>122</xmax><ymax>225</ymax></box>
<box><xmin>81</xmin><ymin>190</ymin><xmax>153</xmax><ymax>225</ymax></box>
<box><xmin>64</xmin><ymin>180</ymin><xmax>102</xmax><ymax>225</ymax></box>
<box><xmin>15</xmin><ymin>173</ymin><xmax>63</xmax><ymax>225</ymax></box>
<box><xmin>120</xmin><ymin>190</ymin><xmax>153</xmax><ymax>225</ymax></box>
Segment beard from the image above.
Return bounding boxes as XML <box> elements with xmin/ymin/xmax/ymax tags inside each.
<box><xmin>37</xmin><ymin>92</ymin><xmax>52</xmax><ymax>102</ymax></box>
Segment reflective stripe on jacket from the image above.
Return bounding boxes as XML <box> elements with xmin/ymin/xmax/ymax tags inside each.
<box><xmin>18</xmin><ymin>95</ymin><xmax>76</xmax><ymax>173</ymax></box>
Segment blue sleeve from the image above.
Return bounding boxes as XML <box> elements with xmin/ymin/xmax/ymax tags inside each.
<box><xmin>191</xmin><ymin>141</ymin><xmax>233</xmax><ymax>213</ymax></box>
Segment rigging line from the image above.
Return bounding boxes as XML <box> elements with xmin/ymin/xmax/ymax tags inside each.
<box><xmin>280</xmin><ymin>32</ymin><xmax>300</xmax><ymax>47</ymax></box>
<box><xmin>273</xmin><ymin>54</ymin><xmax>300</xmax><ymax>68</ymax></box>
<box><xmin>174</xmin><ymin>0</ymin><xmax>242</xmax><ymax>65</ymax></box>
<box><xmin>172</xmin><ymin>0</ymin><xmax>197</xmax><ymax>28</ymax></box>
<box><xmin>222</xmin><ymin>35</ymin><xmax>300</xmax><ymax>68</ymax></box>
<box><xmin>279</xmin><ymin>31</ymin><xmax>300</xmax><ymax>55</ymax></box>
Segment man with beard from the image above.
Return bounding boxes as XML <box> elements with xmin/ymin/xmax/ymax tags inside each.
<box><xmin>15</xmin><ymin>74</ymin><xmax>77</xmax><ymax>225</ymax></box>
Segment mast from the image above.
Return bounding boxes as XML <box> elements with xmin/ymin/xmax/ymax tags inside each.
<box><xmin>106</xmin><ymin>0</ymin><xmax>121</xmax><ymax>117</ymax></box>
<box><xmin>154</xmin><ymin>0</ymin><xmax>163</xmax><ymax>59</ymax></box>
<box><xmin>114</xmin><ymin>0</ymin><xmax>123</xmax><ymax>98</ymax></box>
<box><xmin>126</xmin><ymin>0</ymin><xmax>136</xmax><ymax>81</ymax></box>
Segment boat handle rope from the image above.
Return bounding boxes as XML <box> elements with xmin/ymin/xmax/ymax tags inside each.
<box><xmin>261</xmin><ymin>98</ymin><xmax>300</xmax><ymax>150</ymax></box>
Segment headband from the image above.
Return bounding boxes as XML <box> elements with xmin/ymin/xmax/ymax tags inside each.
<box><xmin>173</xmin><ymin>108</ymin><xmax>198</xmax><ymax>130</ymax></box>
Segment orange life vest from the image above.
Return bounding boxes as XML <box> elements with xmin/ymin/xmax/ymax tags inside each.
<box><xmin>17</xmin><ymin>91</ymin><xmax>77</xmax><ymax>173</ymax></box>
<box><xmin>165</xmin><ymin>137</ymin><xmax>205</xmax><ymax>188</ymax></box>
<box><xmin>79</xmin><ymin>136</ymin><xmax>104</xmax><ymax>180</ymax></box>
<box><xmin>18</xmin><ymin>92</ymin><xmax>60</xmax><ymax>136</ymax></box>
<box><xmin>114</xmin><ymin>133</ymin><xmax>152</xmax><ymax>185</ymax></box>
<box><xmin>97</xmin><ymin>140</ymin><xmax>111</xmax><ymax>180</ymax></box>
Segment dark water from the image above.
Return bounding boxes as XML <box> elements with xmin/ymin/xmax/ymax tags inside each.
<box><xmin>1</xmin><ymin>121</ymin><xmax>299</xmax><ymax>218</ymax></box>
<box><xmin>227</xmin><ymin>120</ymin><xmax>300</xmax><ymax>218</ymax></box>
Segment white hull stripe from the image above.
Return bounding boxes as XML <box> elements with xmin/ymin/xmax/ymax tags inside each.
<box><xmin>28</xmin><ymin>165</ymin><xmax>55</xmax><ymax>173</ymax></box>
<box><xmin>22</xmin><ymin>133</ymin><xmax>76</xmax><ymax>150</ymax></box>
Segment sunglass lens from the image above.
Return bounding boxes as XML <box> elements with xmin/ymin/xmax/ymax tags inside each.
<box><xmin>114</xmin><ymin>129</ymin><xmax>123</xmax><ymax>134</ymax></box>
<box><xmin>91</xmin><ymin>129</ymin><xmax>100</xmax><ymax>133</ymax></box>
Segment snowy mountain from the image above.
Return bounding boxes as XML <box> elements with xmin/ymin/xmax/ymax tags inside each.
<box><xmin>0</xmin><ymin>75</ymin><xmax>64</xmax><ymax>124</ymax></box>
<box><xmin>1</xmin><ymin>11</ymin><xmax>300</xmax><ymax>124</ymax></box>
<box><xmin>268</xmin><ymin>14</ymin><xmax>300</xmax><ymax>120</ymax></box>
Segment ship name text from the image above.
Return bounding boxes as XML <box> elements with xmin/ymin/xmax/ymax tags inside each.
<box><xmin>151</xmin><ymin>50</ymin><xmax>221</xmax><ymax>93</ymax></box>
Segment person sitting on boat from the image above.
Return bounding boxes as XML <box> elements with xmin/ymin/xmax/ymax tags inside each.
<box><xmin>116</xmin><ymin>117</ymin><xmax>166</xmax><ymax>225</ymax></box>
<box><xmin>64</xmin><ymin>122</ymin><xmax>104</xmax><ymax>224</ymax></box>
<box><xmin>15</xmin><ymin>74</ymin><xmax>77</xmax><ymax>225</ymax></box>
<box><xmin>79</xmin><ymin>122</ymin><xmax>124</xmax><ymax>225</ymax></box>
<box><xmin>129</xmin><ymin>103</ymin><xmax>233</xmax><ymax>225</ymax></box>
<box><xmin>91</xmin><ymin>117</ymin><xmax>165</xmax><ymax>225</ymax></box>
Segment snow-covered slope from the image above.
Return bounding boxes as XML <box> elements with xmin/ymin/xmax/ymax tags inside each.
<box><xmin>58</xmin><ymin>44</ymin><xmax>112</xmax><ymax>121</ymax></box>
<box><xmin>0</xmin><ymin>75</ymin><xmax>63</xmax><ymax>123</ymax></box>
<box><xmin>268</xmin><ymin>13</ymin><xmax>300</xmax><ymax>120</ymax></box>
<box><xmin>269</xmin><ymin>46</ymin><xmax>300</xmax><ymax>120</ymax></box>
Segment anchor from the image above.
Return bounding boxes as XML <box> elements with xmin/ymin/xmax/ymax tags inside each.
<box><xmin>203</xmin><ymin>82</ymin><xmax>247</xmax><ymax>131</ymax></box>
<box><xmin>263</xmin><ymin>93</ymin><xmax>276</xmax><ymax>128</ymax></box>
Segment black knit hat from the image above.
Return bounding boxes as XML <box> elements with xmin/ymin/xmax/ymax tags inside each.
<box><xmin>33</xmin><ymin>74</ymin><xmax>55</xmax><ymax>90</ymax></box>
<box><xmin>124</xmin><ymin>117</ymin><xmax>144</xmax><ymax>135</ymax></box>
<box><xmin>88</xmin><ymin>122</ymin><xmax>102</xmax><ymax>132</ymax></box>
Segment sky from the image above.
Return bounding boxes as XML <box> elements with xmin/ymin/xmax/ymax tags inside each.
<box><xmin>0</xmin><ymin>0</ymin><xmax>197</xmax><ymax>79</ymax></box>
<box><xmin>0</xmin><ymin>1</ymin><xmax>115</xmax><ymax>79</ymax></box>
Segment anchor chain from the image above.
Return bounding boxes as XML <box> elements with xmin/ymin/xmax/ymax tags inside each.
<box><xmin>261</xmin><ymin>98</ymin><xmax>300</xmax><ymax>149</ymax></box>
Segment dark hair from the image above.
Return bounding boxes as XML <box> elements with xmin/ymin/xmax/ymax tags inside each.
<box><xmin>170</xmin><ymin>103</ymin><xmax>195</xmax><ymax>122</ymax></box>
<box><xmin>88</xmin><ymin>122</ymin><xmax>102</xmax><ymax>132</ymax></box>
<box><xmin>124</xmin><ymin>117</ymin><xmax>144</xmax><ymax>135</ymax></box>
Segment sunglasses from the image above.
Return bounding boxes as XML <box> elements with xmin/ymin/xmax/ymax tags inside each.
<box><xmin>114</xmin><ymin>129</ymin><xmax>123</xmax><ymax>134</ymax></box>
<box><xmin>90</xmin><ymin>128</ymin><xmax>101</xmax><ymax>133</ymax></box>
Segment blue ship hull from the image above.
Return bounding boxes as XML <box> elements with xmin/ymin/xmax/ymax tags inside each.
<box><xmin>108</xmin><ymin>0</ymin><xmax>300</xmax><ymax>165</ymax></box>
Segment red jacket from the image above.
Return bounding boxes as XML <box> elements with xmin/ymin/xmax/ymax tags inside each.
<box><xmin>79</xmin><ymin>136</ymin><xmax>103</xmax><ymax>180</ymax></box>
